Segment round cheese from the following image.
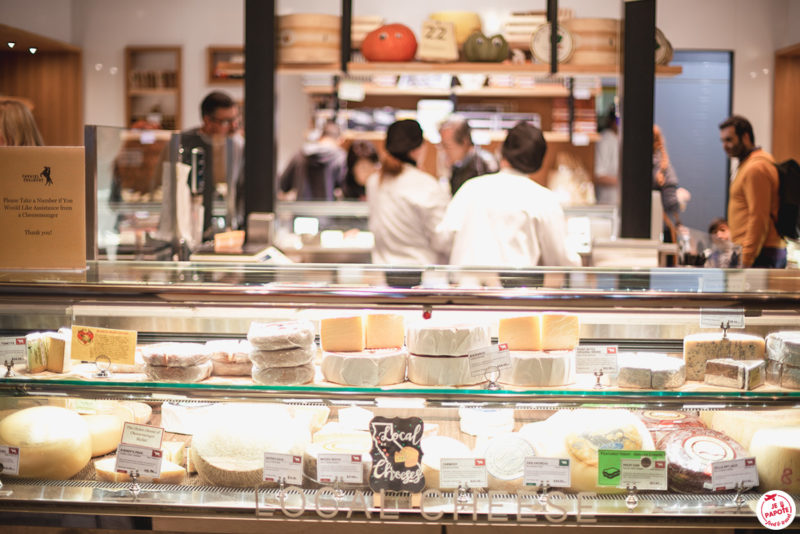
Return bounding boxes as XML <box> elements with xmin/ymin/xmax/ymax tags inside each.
<box><xmin>140</xmin><ymin>342</ymin><xmax>210</xmax><ymax>367</ymax></box>
<box><xmin>658</xmin><ymin>428</ymin><xmax>747</xmax><ymax>493</ymax></box>
<box><xmin>252</xmin><ymin>363</ymin><xmax>315</xmax><ymax>385</ymax></box>
<box><xmin>249</xmin><ymin>343</ymin><xmax>316</xmax><ymax>369</ymax></box>
<box><xmin>749</xmin><ymin>426</ymin><xmax>800</xmax><ymax>493</ymax></box>
<box><xmin>407</xmin><ymin>354</ymin><xmax>482</xmax><ymax>386</ymax></box>
<box><xmin>145</xmin><ymin>360</ymin><xmax>212</xmax><ymax>383</ymax></box>
<box><xmin>247</xmin><ymin>320</ymin><xmax>315</xmax><ymax>351</ymax></box>
<box><xmin>321</xmin><ymin>348</ymin><xmax>407</xmax><ymax>386</ymax></box>
<box><xmin>499</xmin><ymin>350</ymin><xmax>575</xmax><ymax>387</ymax></box>
<box><xmin>700</xmin><ymin>409</ymin><xmax>800</xmax><ymax>448</ymax></box>
<box><xmin>313</xmin><ymin>423</ymin><xmax>372</xmax><ymax>449</ymax></box>
<box><xmin>82</xmin><ymin>414</ymin><xmax>125</xmax><ymax>457</ymax></box>
<box><xmin>211</xmin><ymin>360</ymin><xmax>252</xmax><ymax>376</ymax></box>
<box><xmin>0</xmin><ymin>406</ymin><xmax>91</xmax><ymax>479</ymax></box>
<box><xmin>206</xmin><ymin>339</ymin><xmax>252</xmax><ymax>363</ymax></box>
<box><xmin>94</xmin><ymin>456</ymin><xmax>186</xmax><ymax>485</ymax></box>
<box><xmin>303</xmin><ymin>437</ymin><xmax>372</xmax><ymax>486</ymax></box>
<box><xmin>459</xmin><ymin>407</ymin><xmax>514</xmax><ymax>436</ymax></box>
<box><xmin>475</xmin><ymin>433</ymin><xmax>538</xmax><ymax>491</ymax></box>
<box><xmin>406</xmin><ymin>322</ymin><xmax>491</xmax><ymax>356</ymax></box>
<box><xmin>421</xmin><ymin>436</ymin><xmax>472</xmax><ymax>489</ymax></box>
<box><xmin>636</xmin><ymin>410</ymin><xmax>705</xmax><ymax>442</ymax></box>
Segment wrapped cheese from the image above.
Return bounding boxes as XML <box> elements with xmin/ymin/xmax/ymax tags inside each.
<box><xmin>682</xmin><ymin>332</ymin><xmax>765</xmax><ymax>381</ymax></box>
<box><xmin>207</xmin><ymin>339</ymin><xmax>251</xmax><ymax>375</ymax></box>
<box><xmin>247</xmin><ymin>320</ymin><xmax>315</xmax><ymax>351</ymax></box>
<box><xmin>704</xmin><ymin>359</ymin><xmax>765</xmax><ymax>390</ymax></box>
<box><xmin>140</xmin><ymin>343</ymin><xmax>210</xmax><ymax>367</ymax></box>
<box><xmin>321</xmin><ymin>348</ymin><xmax>407</xmax><ymax>386</ymax></box>
<box><xmin>249</xmin><ymin>343</ymin><xmax>316</xmax><ymax>368</ymax></box>
<box><xmin>145</xmin><ymin>360</ymin><xmax>212</xmax><ymax>383</ymax></box>
<box><xmin>251</xmin><ymin>363</ymin><xmax>314</xmax><ymax>386</ymax></box>
<box><xmin>406</xmin><ymin>322</ymin><xmax>490</xmax><ymax>356</ymax></box>
<box><xmin>658</xmin><ymin>428</ymin><xmax>746</xmax><ymax>493</ymax></box>
<box><xmin>766</xmin><ymin>331</ymin><xmax>800</xmax><ymax>366</ymax></box>
<box><xmin>617</xmin><ymin>353</ymin><xmax>686</xmax><ymax>389</ymax></box>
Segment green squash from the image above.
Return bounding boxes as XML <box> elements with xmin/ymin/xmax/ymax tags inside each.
<box><xmin>463</xmin><ymin>32</ymin><xmax>509</xmax><ymax>62</ymax></box>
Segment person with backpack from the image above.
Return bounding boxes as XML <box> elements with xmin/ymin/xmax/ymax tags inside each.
<box><xmin>719</xmin><ymin>115</ymin><xmax>786</xmax><ymax>268</ymax></box>
<box><xmin>278</xmin><ymin>120</ymin><xmax>346</xmax><ymax>201</ymax></box>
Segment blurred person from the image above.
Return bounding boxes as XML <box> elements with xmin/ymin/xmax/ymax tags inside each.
<box><xmin>708</xmin><ymin>217</ymin><xmax>731</xmax><ymax>241</ymax></box>
<box><xmin>593</xmin><ymin>106</ymin><xmax>619</xmax><ymax>205</ymax></box>
<box><xmin>437</xmin><ymin>121</ymin><xmax>581</xmax><ymax>268</ymax></box>
<box><xmin>278</xmin><ymin>120</ymin><xmax>346</xmax><ymax>201</ymax></box>
<box><xmin>339</xmin><ymin>140</ymin><xmax>379</xmax><ymax>200</ymax></box>
<box><xmin>366</xmin><ymin>119</ymin><xmax>450</xmax><ymax>266</ymax></box>
<box><xmin>704</xmin><ymin>217</ymin><xmax>741</xmax><ymax>268</ymax></box>
<box><xmin>653</xmin><ymin>125</ymin><xmax>690</xmax><ymax>244</ymax></box>
<box><xmin>438</xmin><ymin>115</ymin><xmax>498</xmax><ymax>194</ymax></box>
<box><xmin>0</xmin><ymin>99</ymin><xmax>44</xmax><ymax>146</ymax></box>
<box><xmin>719</xmin><ymin>115</ymin><xmax>785</xmax><ymax>268</ymax></box>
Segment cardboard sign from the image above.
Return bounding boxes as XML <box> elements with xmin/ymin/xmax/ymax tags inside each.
<box><xmin>369</xmin><ymin>416</ymin><xmax>425</xmax><ymax>493</ymax></box>
<box><xmin>121</xmin><ymin>422</ymin><xmax>164</xmax><ymax>450</ymax></box>
<box><xmin>575</xmin><ymin>345</ymin><xmax>618</xmax><ymax>374</ymax></box>
<box><xmin>0</xmin><ymin>147</ymin><xmax>86</xmax><ymax>270</ymax></box>
<box><xmin>70</xmin><ymin>325</ymin><xmax>137</xmax><ymax>365</ymax></box>
<box><xmin>708</xmin><ymin>457</ymin><xmax>759</xmax><ymax>491</ymax></box>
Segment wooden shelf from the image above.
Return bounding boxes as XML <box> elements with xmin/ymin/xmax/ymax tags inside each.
<box><xmin>125</xmin><ymin>46</ymin><xmax>182</xmax><ymax>129</ymax></box>
<box><xmin>346</xmin><ymin>61</ymin><xmax>682</xmax><ymax>77</ymax></box>
<box><xmin>304</xmin><ymin>83</ymin><xmax>575</xmax><ymax>98</ymax></box>
<box><xmin>276</xmin><ymin>63</ymin><xmax>341</xmax><ymax>75</ymax></box>
<box><xmin>207</xmin><ymin>46</ymin><xmax>244</xmax><ymax>84</ymax></box>
<box><xmin>128</xmin><ymin>88</ymin><xmax>179</xmax><ymax>96</ymax></box>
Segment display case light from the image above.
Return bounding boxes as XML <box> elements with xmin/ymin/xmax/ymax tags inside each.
<box><xmin>7</xmin><ymin>42</ymin><xmax>15</xmax><ymax>49</ymax></box>
<box><xmin>29</xmin><ymin>47</ymin><xmax>37</xmax><ymax>55</ymax></box>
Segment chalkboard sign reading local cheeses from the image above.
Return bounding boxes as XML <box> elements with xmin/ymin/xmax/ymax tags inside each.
<box><xmin>369</xmin><ymin>416</ymin><xmax>425</xmax><ymax>493</ymax></box>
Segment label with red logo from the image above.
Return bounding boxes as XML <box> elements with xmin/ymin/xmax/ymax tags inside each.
<box><xmin>317</xmin><ymin>453</ymin><xmax>364</xmax><ymax>484</ymax></box>
<box><xmin>114</xmin><ymin>443</ymin><xmax>163</xmax><ymax>478</ymax></box>
<box><xmin>706</xmin><ymin>457</ymin><xmax>759</xmax><ymax>490</ymax></box>
<box><xmin>263</xmin><ymin>452</ymin><xmax>303</xmax><ymax>485</ymax></box>
<box><xmin>0</xmin><ymin>336</ymin><xmax>27</xmax><ymax>365</ymax></box>
<box><xmin>575</xmin><ymin>345</ymin><xmax>618</xmax><ymax>374</ymax></box>
<box><xmin>439</xmin><ymin>457</ymin><xmax>488</xmax><ymax>489</ymax></box>
<box><xmin>757</xmin><ymin>490</ymin><xmax>796</xmax><ymax>530</ymax></box>
<box><xmin>468</xmin><ymin>344</ymin><xmax>511</xmax><ymax>378</ymax></box>
<box><xmin>0</xmin><ymin>445</ymin><xmax>20</xmax><ymax>475</ymax></box>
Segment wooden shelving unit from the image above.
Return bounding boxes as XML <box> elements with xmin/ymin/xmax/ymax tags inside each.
<box><xmin>346</xmin><ymin>61</ymin><xmax>682</xmax><ymax>77</ymax></box>
<box><xmin>304</xmin><ymin>83</ymin><xmax>578</xmax><ymax>98</ymax></box>
<box><xmin>124</xmin><ymin>45</ymin><xmax>182</xmax><ymax>130</ymax></box>
<box><xmin>207</xmin><ymin>46</ymin><xmax>244</xmax><ymax>84</ymax></box>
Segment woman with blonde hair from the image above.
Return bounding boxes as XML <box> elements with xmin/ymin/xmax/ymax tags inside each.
<box><xmin>0</xmin><ymin>99</ymin><xmax>44</xmax><ymax>146</ymax></box>
<box><xmin>653</xmin><ymin>125</ymin><xmax>690</xmax><ymax>243</ymax></box>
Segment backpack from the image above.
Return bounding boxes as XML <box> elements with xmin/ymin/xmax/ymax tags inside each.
<box><xmin>774</xmin><ymin>159</ymin><xmax>800</xmax><ymax>241</ymax></box>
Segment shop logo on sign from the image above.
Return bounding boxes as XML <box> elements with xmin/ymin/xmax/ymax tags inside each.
<box><xmin>757</xmin><ymin>490</ymin><xmax>796</xmax><ymax>530</ymax></box>
<box><xmin>21</xmin><ymin>166</ymin><xmax>53</xmax><ymax>185</ymax></box>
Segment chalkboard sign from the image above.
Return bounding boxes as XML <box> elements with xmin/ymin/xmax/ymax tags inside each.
<box><xmin>368</xmin><ymin>416</ymin><xmax>425</xmax><ymax>493</ymax></box>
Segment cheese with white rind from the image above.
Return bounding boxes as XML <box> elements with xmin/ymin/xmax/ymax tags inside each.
<box><xmin>162</xmin><ymin>441</ymin><xmax>186</xmax><ymax>466</ymax></box>
<box><xmin>475</xmin><ymin>433</ymin><xmax>538</xmax><ymax>491</ymax></box>
<box><xmin>658</xmin><ymin>428</ymin><xmax>746</xmax><ymax>493</ymax></box>
<box><xmin>617</xmin><ymin>353</ymin><xmax>686</xmax><ymax>389</ymax></box>
<box><xmin>321</xmin><ymin>348</ymin><xmax>407</xmax><ymax>386</ymax></box>
<box><xmin>702</xmin><ymin>409</ymin><xmax>800</xmax><ymax>448</ymax></box>
<box><xmin>704</xmin><ymin>358</ymin><xmax>765</xmax><ymax>390</ymax></box>
<box><xmin>766</xmin><ymin>331</ymin><xmax>800</xmax><ymax>366</ymax></box>
<box><xmin>82</xmin><ymin>414</ymin><xmax>125</xmax><ymax>457</ymax></box>
<box><xmin>365</xmin><ymin>314</ymin><xmax>405</xmax><ymax>349</ymax></box>
<box><xmin>0</xmin><ymin>406</ymin><xmax>91</xmax><ymax>479</ymax></box>
<box><xmin>541</xmin><ymin>313</ymin><xmax>580</xmax><ymax>351</ymax></box>
<box><xmin>206</xmin><ymin>339</ymin><xmax>251</xmax><ymax>363</ymax></box>
<box><xmin>145</xmin><ymin>360</ymin><xmax>212</xmax><ymax>383</ymax></box>
<box><xmin>303</xmin><ymin>438</ymin><xmax>372</xmax><ymax>486</ymax></box>
<box><xmin>248</xmin><ymin>342</ymin><xmax>315</xmax><ymax>369</ymax></box>
<box><xmin>95</xmin><ymin>456</ymin><xmax>186</xmax><ymax>484</ymax></box>
<box><xmin>749</xmin><ymin>426</ymin><xmax>800</xmax><ymax>493</ymax></box>
<box><xmin>140</xmin><ymin>343</ymin><xmax>210</xmax><ymax>367</ymax></box>
<box><xmin>682</xmin><ymin>332</ymin><xmax>765</xmax><ymax>381</ymax></box>
<box><xmin>320</xmin><ymin>316</ymin><xmax>365</xmax><ymax>352</ymax></box>
<box><xmin>406</xmin><ymin>322</ymin><xmax>491</xmax><ymax>356</ymax></box>
<box><xmin>498</xmin><ymin>315</ymin><xmax>542</xmax><ymax>351</ymax></box>
<box><xmin>407</xmin><ymin>354</ymin><xmax>482</xmax><ymax>386</ymax></box>
<box><xmin>313</xmin><ymin>423</ymin><xmax>372</xmax><ymax>449</ymax></box>
<box><xmin>459</xmin><ymin>408</ymin><xmax>515</xmax><ymax>437</ymax></box>
<box><xmin>251</xmin><ymin>363</ymin><xmax>315</xmax><ymax>385</ymax></box>
<box><xmin>499</xmin><ymin>350</ymin><xmax>575</xmax><ymax>387</ymax></box>
<box><xmin>421</xmin><ymin>436</ymin><xmax>473</xmax><ymax>489</ymax></box>
<box><xmin>247</xmin><ymin>320</ymin><xmax>315</xmax><ymax>351</ymax></box>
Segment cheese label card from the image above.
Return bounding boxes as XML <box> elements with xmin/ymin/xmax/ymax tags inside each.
<box><xmin>700</xmin><ymin>308</ymin><xmax>745</xmax><ymax>329</ymax></box>
<box><xmin>416</xmin><ymin>20</ymin><xmax>458</xmax><ymax>62</ymax></box>
<box><xmin>523</xmin><ymin>457</ymin><xmax>571</xmax><ymax>488</ymax></box>
<box><xmin>440</xmin><ymin>458</ymin><xmax>488</xmax><ymax>489</ymax></box>
<box><xmin>0</xmin><ymin>336</ymin><xmax>27</xmax><ymax>365</ymax></box>
<box><xmin>468</xmin><ymin>344</ymin><xmax>511</xmax><ymax>378</ymax></box>
<box><xmin>115</xmin><ymin>443</ymin><xmax>163</xmax><ymax>478</ymax></box>
<box><xmin>70</xmin><ymin>325</ymin><xmax>137</xmax><ymax>365</ymax></box>
<box><xmin>263</xmin><ymin>452</ymin><xmax>303</xmax><ymax>485</ymax></box>
<box><xmin>0</xmin><ymin>445</ymin><xmax>20</xmax><ymax>476</ymax></box>
<box><xmin>707</xmin><ymin>457</ymin><xmax>759</xmax><ymax>491</ymax></box>
<box><xmin>317</xmin><ymin>453</ymin><xmax>364</xmax><ymax>484</ymax></box>
<box><xmin>575</xmin><ymin>345</ymin><xmax>618</xmax><ymax>374</ymax></box>
<box><xmin>369</xmin><ymin>416</ymin><xmax>425</xmax><ymax>493</ymax></box>
<box><xmin>597</xmin><ymin>450</ymin><xmax>666</xmax><ymax>488</ymax></box>
<box><xmin>0</xmin><ymin>146</ymin><xmax>86</xmax><ymax>270</ymax></box>
<box><xmin>121</xmin><ymin>422</ymin><xmax>164</xmax><ymax>449</ymax></box>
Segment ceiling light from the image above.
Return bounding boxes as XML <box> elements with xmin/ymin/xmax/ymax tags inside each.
<box><xmin>7</xmin><ymin>42</ymin><xmax>15</xmax><ymax>49</ymax></box>
<box><xmin>28</xmin><ymin>47</ymin><xmax>37</xmax><ymax>55</ymax></box>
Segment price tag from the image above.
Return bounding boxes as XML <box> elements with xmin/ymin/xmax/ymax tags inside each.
<box><xmin>597</xmin><ymin>450</ymin><xmax>666</xmax><ymax>488</ymax></box>
<box><xmin>416</xmin><ymin>20</ymin><xmax>458</xmax><ymax>62</ymax></box>
<box><xmin>338</xmin><ymin>80</ymin><xmax>366</xmax><ymax>103</ymax></box>
<box><xmin>317</xmin><ymin>453</ymin><xmax>364</xmax><ymax>484</ymax></box>
<box><xmin>114</xmin><ymin>443</ymin><xmax>163</xmax><ymax>478</ymax></box>
<box><xmin>707</xmin><ymin>457</ymin><xmax>759</xmax><ymax>491</ymax></box>
<box><xmin>121</xmin><ymin>422</ymin><xmax>164</xmax><ymax>450</ymax></box>
<box><xmin>263</xmin><ymin>452</ymin><xmax>303</xmax><ymax>485</ymax></box>
<box><xmin>0</xmin><ymin>445</ymin><xmax>20</xmax><ymax>475</ymax></box>
<box><xmin>700</xmin><ymin>308</ymin><xmax>745</xmax><ymax>329</ymax></box>
<box><xmin>575</xmin><ymin>345</ymin><xmax>618</xmax><ymax>374</ymax></box>
<box><xmin>0</xmin><ymin>337</ymin><xmax>26</xmax><ymax>365</ymax></box>
<box><xmin>523</xmin><ymin>457</ymin><xmax>571</xmax><ymax>487</ymax></box>
<box><xmin>439</xmin><ymin>458</ymin><xmax>487</xmax><ymax>489</ymax></box>
<box><xmin>468</xmin><ymin>344</ymin><xmax>511</xmax><ymax>378</ymax></box>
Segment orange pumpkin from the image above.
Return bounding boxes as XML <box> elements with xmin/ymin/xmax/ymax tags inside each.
<box><xmin>361</xmin><ymin>23</ymin><xmax>417</xmax><ymax>62</ymax></box>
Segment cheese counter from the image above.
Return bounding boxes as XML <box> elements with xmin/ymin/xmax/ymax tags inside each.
<box><xmin>0</xmin><ymin>261</ymin><xmax>799</xmax><ymax>531</ymax></box>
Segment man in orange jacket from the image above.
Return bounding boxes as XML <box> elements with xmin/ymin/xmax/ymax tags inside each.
<box><xmin>719</xmin><ymin>115</ymin><xmax>786</xmax><ymax>268</ymax></box>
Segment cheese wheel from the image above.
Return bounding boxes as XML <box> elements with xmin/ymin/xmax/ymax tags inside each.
<box><xmin>459</xmin><ymin>408</ymin><xmax>514</xmax><ymax>437</ymax></box>
<box><xmin>499</xmin><ymin>350</ymin><xmax>575</xmax><ymax>387</ymax></box>
<box><xmin>140</xmin><ymin>343</ymin><xmax>210</xmax><ymax>367</ymax></box>
<box><xmin>206</xmin><ymin>339</ymin><xmax>251</xmax><ymax>363</ymax></box>
<box><xmin>406</xmin><ymin>322</ymin><xmax>491</xmax><ymax>356</ymax></box>
<box><xmin>247</xmin><ymin>320</ymin><xmax>315</xmax><ymax>351</ymax></box>
<box><xmin>303</xmin><ymin>438</ymin><xmax>372</xmax><ymax>486</ymax></box>
<box><xmin>636</xmin><ymin>410</ymin><xmax>705</xmax><ymax>442</ymax></box>
<box><xmin>541</xmin><ymin>313</ymin><xmax>580</xmax><ymax>351</ymax></box>
<box><xmin>407</xmin><ymin>354</ymin><xmax>482</xmax><ymax>386</ymax></box>
<box><xmin>617</xmin><ymin>353</ymin><xmax>686</xmax><ymax>389</ymax></box>
<box><xmin>121</xmin><ymin>401</ymin><xmax>152</xmax><ymax>424</ymax></box>
<box><xmin>683</xmin><ymin>332</ymin><xmax>765</xmax><ymax>381</ymax></box>
<box><xmin>0</xmin><ymin>406</ymin><xmax>91</xmax><ymax>479</ymax></box>
<box><xmin>248</xmin><ymin>343</ymin><xmax>315</xmax><ymax>368</ymax></box>
<box><xmin>475</xmin><ymin>433</ymin><xmax>538</xmax><ymax>491</ymax></box>
<box><xmin>749</xmin><ymin>426</ymin><xmax>800</xmax><ymax>493</ymax></box>
<box><xmin>94</xmin><ymin>456</ymin><xmax>186</xmax><ymax>485</ymax></box>
<box><xmin>82</xmin><ymin>414</ymin><xmax>125</xmax><ymax>457</ymax></box>
<box><xmin>421</xmin><ymin>436</ymin><xmax>473</xmax><ymax>489</ymax></box>
<box><xmin>365</xmin><ymin>314</ymin><xmax>405</xmax><ymax>349</ymax></box>
<box><xmin>320</xmin><ymin>316</ymin><xmax>365</xmax><ymax>352</ymax></box>
<box><xmin>321</xmin><ymin>348</ymin><xmax>407</xmax><ymax>386</ymax></box>
<box><xmin>251</xmin><ymin>363</ymin><xmax>315</xmax><ymax>385</ymax></box>
<box><xmin>658</xmin><ymin>428</ymin><xmax>746</xmax><ymax>493</ymax></box>
<box><xmin>145</xmin><ymin>360</ymin><xmax>212</xmax><ymax>383</ymax></box>
<box><xmin>766</xmin><ymin>331</ymin><xmax>800</xmax><ymax>366</ymax></box>
<box><xmin>211</xmin><ymin>360</ymin><xmax>252</xmax><ymax>376</ymax></box>
<box><xmin>498</xmin><ymin>316</ymin><xmax>542</xmax><ymax>351</ymax></box>
<box><xmin>313</xmin><ymin>423</ymin><xmax>372</xmax><ymax>449</ymax></box>
<box><xmin>701</xmin><ymin>409</ymin><xmax>800</xmax><ymax>449</ymax></box>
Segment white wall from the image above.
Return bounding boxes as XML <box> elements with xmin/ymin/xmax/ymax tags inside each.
<box><xmin>777</xmin><ymin>0</ymin><xmax>800</xmax><ymax>50</ymax></box>
<box><xmin>0</xmin><ymin>0</ymin><xmax>74</xmax><ymax>44</ymax></box>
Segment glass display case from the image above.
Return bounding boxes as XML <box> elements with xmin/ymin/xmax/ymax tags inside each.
<box><xmin>0</xmin><ymin>262</ymin><xmax>799</xmax><ymax>531</ymax></box>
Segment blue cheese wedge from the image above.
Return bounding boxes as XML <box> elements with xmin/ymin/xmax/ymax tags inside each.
<box><xmin>766</xmin><ymin>331</ymin><xmax>800</xmax><ymax>366</ymax></box>
<box><xmin>618</xmin><ymin>353</ymin><xmax>686</xmax><ymax>389</ymax></box>
<box><xmin>683</xmin><ymin>333</ymin><xmax>765</xmax><ymax>381</ymax></box>
<box><xmin>766</xmin><ymin>360</ymin><xmax>800</xmax><ymax>390</ymax></box>
<box><xmin>704</xmin><ymin>358</ymin><xmax>765</xmax><ymax>390</ymax></box>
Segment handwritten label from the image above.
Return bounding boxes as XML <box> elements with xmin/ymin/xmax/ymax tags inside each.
<box><xmin>317</xmin><ymin>453</ymin><xmax>364</xmax><ymax>484</ymax></box>
<box><xmin>708</xmin><ymin>457</ymin><xmax>759</xmax><ymax>491</ymax></box>
<box><xmin>263</xmin><ymin>452</ymin><xmax>303</xmax><ymax>485</ymax></box>
<box><xmin>524</xmin><ymin>457</ymin><xmax>571</xmax><ymax>487</ymax></box>
<box><xmin>597</xmin><ymin>450</ymin><xmax>666</xmax><ymax>488</ymax></box>
<box><xmin>0</xmin><ymin>337</ymin><xmax>27</xmax><ymax>365</ymax></box>
<box><xmin>115</xmin><ymin>443</ymin><xmax>163</xmax><ymax>479</ymax></box>
<box><xmin>575</xmin><ymin>345</ymin><xmax>618</xmax><ymax>374</ymax></box>
<box><xmin>369</xmin><ymin>416</ymin><xmax>425</xmax><ymax>493</ymax></box>
<box><xmin>70</xmin><ymin>325</ymin><xmax>137</xmax><ymax>366</ymax></box>
<box><xmin>121</xmin><ymin>422</ymin><xmax>164</xmax><ymax>450</ymax></box>
<box><xmin>468</xmin><ymin>344</ymin><xmax>511</xmax><ymax>378</ymax></box>
<box><xmin>440</xmin><ymin>458</ymin><xmax>487</xmax><ymax>489</ymax></box>
<box><xmin>0</xmin><ymin>446</ymin><xmax>20</xmax><ymax>476</ymax></box>
<box><xmin>700</xmin><ymin>308</ymin><xmax>745</xmax><ymax>329</ymax></box>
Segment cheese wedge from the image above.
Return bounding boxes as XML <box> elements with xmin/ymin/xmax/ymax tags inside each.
<box><xmin>365</xmin><ymin>314</ymin><xmax>405</xmax><ymax>349</ymax></box>
<box><xmin>320</xmin><ymin>316</ymin><xmax>365</xmax><ymax>352</ymax></box>
<box><xmin>94</xmin><ymin>456</ymin><xmax>186</xmax><ymax>484</ymax></box>
<box><xmin>541</xmin><ymin>313</ymin><xmax>580</xmax><ymax>351</ymax></box>
<box><xmin>45</xmin><ymin>333</ymin><xmax>69</xmax><ymax>373</ymax></box>
<box><xmin>499</xmin><ymin>316</ymin><xmax>542</xmax><ymax>351</ymax></box>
